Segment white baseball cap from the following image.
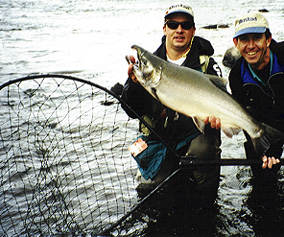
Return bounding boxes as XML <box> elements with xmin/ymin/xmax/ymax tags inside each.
<box><xmin>164</xmin><ymin>4</ymin><xmax>194</xmax><ymax>19</ymax></box>
<box><xmin>234</xmin><ymin>12</ymin><xmax>269</xmax><ymax>38</ymax></box>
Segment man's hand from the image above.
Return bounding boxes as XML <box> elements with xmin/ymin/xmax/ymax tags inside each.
<box><xmin>204</xmin><ymin>116</ymin><xmax>221</xmax><ymax>129</ymax></box>
<box><xmin>262</xmin><ymin>155</ymin><xmax>280</xmax><ymax>169</ymax></box>
<box><xmin>126</xmin><ymin>55</ymin><xmax>138</xmax><ymax>83</ymax></box>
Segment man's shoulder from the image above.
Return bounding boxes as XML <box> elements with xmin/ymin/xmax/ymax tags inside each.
<box><xmin>205</xmin><ymin>57</ymin><xmax>222</xmax><ymax>77</ymax></box>
<box><xmin>193</xmin><ymin>36</ymin><xmax>214</xmax><ymax>56</ymax></box>
<box><xmin>153</xmin><ymin>36</ymin><xmax>166</xmax><ymax>58</ymax></box>
<box><xmin>271</xmin><ymin>40</ymin><xmax>284</xmax><ymax>63</ymax></box>
<box><xmin>192</xmin><ymin>36</ymin><xmax>222</xmax><ymax>76</ymax></box>
<box><xmin>270</xmin><ymin>39</ymin><xmax>284</xmax><ymax>50</ymax></box>
<box><xmin>228</xmin><ymin>59</ymin><xmax>243</xmax><ymax>82</ymax></box>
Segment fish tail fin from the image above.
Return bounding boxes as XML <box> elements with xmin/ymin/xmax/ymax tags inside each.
<box><xmin>251</xmin><ymin>123</ymin><xmax>284</xmax><ymax>157</ymax></box>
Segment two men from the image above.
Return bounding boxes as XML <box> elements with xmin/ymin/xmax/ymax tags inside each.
<box><xmin>122</xmin><ymin>4</ymin><xmax>283</xmax><ymax>206</ymax></box>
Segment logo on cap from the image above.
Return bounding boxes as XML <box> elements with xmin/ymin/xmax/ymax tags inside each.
<box><xmin>238</xmin><ymin>17</ymin><xmax>257</xmax><ymax>24</ymax></box>
<box><xmin>164</xmin><ymin>4</ymin><xmax>194</xmax><ymax>19</ymax></box>
<box><xmin>234</xmin><ymin>12</ymin><xmax>269</xmax><ymax>38</ymax></box>
<box><xmin>168</xmin><ymin>4</ymin><xmax>192</xmax><ymax>11</ymax></box>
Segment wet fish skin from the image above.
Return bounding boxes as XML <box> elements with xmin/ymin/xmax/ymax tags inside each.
<box><xmin>127</xmin><ymin>44</ymin><xmax>284</xmax><ymax>156</ymax></box>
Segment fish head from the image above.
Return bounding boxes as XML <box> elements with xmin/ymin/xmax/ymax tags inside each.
<box><xmin>129</xmin><ymin>45</ymin><xmax>162</xmax><ymax>89</ymax></box>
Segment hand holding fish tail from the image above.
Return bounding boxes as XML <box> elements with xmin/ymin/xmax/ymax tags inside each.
<box><xmin>204</xmin><ymin>116</ymin><xmax>221</xmax><ymax>130</ymax></box>
<box><xmin>262</xmin><ymin>155</ymin><xmax>280</xmax><ymax>169</ymax></box>
<box><xmin>205</xmin><ymin>115</ymin><xmax>280</xmax><ymax>169</ymax></box>
<box><xmin>206</xmin><ymin>117</ymin><xmax>280</xmax><ymax>169</ymax></box>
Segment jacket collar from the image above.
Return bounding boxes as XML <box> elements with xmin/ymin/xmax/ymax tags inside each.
<box><xmin>153</xmin><ymin>35</ymin><xmax>214</xmax><ymax>69</ymax></box>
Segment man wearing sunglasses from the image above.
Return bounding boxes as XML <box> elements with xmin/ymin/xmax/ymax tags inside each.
<box><xmin>122</xmin><ymin>4</ymin><xmax>222</xmax><ymax>208</ymax></box>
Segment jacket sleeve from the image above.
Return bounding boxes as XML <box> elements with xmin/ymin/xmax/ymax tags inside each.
<box><xmin>206</xmin><ymin>57</ymin><xmax>223</xmax><ymax>77</ymax></box>
<box><xmin>121</xmin><ymin>77</ymin><xmax>160</xmax><ymax>118</ymax></box>
<box><xmin>121</xmin><ymin>78</ymin><xmax>145</xmax><ymax>118</ymax></box>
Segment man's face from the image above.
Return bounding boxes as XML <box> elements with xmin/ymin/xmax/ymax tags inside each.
<box><xmin>233</xmin><ymin>33</ymin><xmax>272</xmax><ymax>69</ymax></box>
<box><xmin>163</xmin><ymin>13</ymin><xmax>195</xmax><ymax>51</ymax></box>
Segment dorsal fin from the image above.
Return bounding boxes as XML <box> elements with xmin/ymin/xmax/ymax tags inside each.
<box><xmin>207</xmin><ymin>74</ymin><xmax>228</xmax><ymax>92</ymax></box>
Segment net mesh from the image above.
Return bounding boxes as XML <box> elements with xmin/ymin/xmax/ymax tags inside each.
<box><xmin>0</xmin><ymin>75</ymin><xmax>144</xmax><ymax>236</ymax></box>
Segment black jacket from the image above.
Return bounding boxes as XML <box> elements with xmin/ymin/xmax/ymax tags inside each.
<box><xmin>121</xmin><ymin>36</ymin><xmax>221</xmax><ymax>142</ymax></box>
<box><xmin>228</xmin><ymin>40</ymin><xmax>284</xmax><ymax>132</ymax></box>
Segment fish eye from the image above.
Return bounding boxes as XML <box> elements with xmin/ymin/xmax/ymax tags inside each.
<box><xmin>142</xmin><ymin>71</ymin><xmax>152</xmax><ymax>79</ymax></box>
<box><xmin>142</xmin><ymin>59</ymin><xmax>147</xmax><ymax>66</ymax></box>
<box><xmin>142</xmin><ymin>67</ymin><xmax>153</xmax><ymax>79</ymax></box>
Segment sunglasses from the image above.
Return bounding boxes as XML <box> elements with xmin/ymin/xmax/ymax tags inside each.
<box><xmin>166</xmin><ymin>21</ymin><xmax>194</xmax><ymax>30</ymax></box>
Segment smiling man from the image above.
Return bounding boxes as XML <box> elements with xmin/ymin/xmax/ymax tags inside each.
<box><xmin>229</xmin><ymin>12</ymin><xmax>284</xmax><ymax>178</ymax></box>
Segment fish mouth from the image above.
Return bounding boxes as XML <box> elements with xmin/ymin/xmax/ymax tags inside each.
<box><xmin>125</xmin><ymin>45</ymin><xmax>141</xmax><ymax>68</ymax></box>
<box><xmin>131</xmin><ymin>44</ymin><xmax>140</xmax><ymax>53</ymax></box>
<box><xmin>131</xmin><ymin>45</ymin><xmax>141</xmax><ymax>60</ymax></box>
<box><xmin>131</xmin><ymin>45</ymin><xmax>144</xmax><ymax>70</ymax></box>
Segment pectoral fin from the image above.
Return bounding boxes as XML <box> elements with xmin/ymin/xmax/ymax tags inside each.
<box><xmin>193</xmin><ymin>116</ymin><xmax>241</xmax><ymax>138</ymax></box>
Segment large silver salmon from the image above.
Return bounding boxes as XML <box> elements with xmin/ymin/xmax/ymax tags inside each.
<box><xmin>126</xmin><ymin>44</ymin><xmax>284</xmax><ymax>156</ymax></box>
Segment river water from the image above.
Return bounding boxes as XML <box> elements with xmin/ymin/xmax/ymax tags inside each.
<box><xmin>1</xmin><ymin>0</ymin><xmax>284</xmax><ymax>236</ymax></box>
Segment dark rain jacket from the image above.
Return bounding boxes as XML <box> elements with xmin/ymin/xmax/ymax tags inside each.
<box><xmin>228</xmin><ymin>40</ymin><xmax>284</xmax><ymax>159</ymax></box>
<box><xmin>121</xmin><ymin>36</ymin><xmax>222</xmax><ymax>143</ymax></box>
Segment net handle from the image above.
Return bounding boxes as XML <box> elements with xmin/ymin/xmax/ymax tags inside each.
<box><xmin>179</xmin><ymin>157</ymin><xmax>284</xmax><ymax>166</ymax></box>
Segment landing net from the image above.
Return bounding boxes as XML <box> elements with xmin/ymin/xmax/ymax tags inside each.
<box><xmin>0</xmin><ymin>74</ymin><xmax>144</xmax><ymax>236</ymax></box>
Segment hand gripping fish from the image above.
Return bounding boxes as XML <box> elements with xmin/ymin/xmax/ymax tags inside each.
<box><xmin>126</xmin><ymin>45</ymin><xmax>284</xmax><ymax>157</ymax></box>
